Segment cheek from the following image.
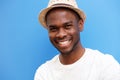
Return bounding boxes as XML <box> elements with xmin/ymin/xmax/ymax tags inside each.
<box><xmin>48</xmin><ymin>33</ymin><xmax>55</xmax><ymax>41</ymax></box>
<box><xmin>48</xmin><ymin>33</ymin><xmax>52</xmax><ymax>40</ymax></box>
<box><xmin>70</xmin><ymin>28</ymin><xmax>79</xmax><ymax>35</ymax></box>
<box><xmin>71</xmin><ymin>29</ymin><xmax>80</xmax><ymax>39</ymax></box>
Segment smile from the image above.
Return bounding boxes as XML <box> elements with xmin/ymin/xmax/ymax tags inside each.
<box><xmin>58</xmin><ymin>40</ymin><xmax>72</xmax><ymax>48</ymax></box>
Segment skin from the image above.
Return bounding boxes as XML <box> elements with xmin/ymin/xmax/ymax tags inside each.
<box><xmin>46</xmin><ymin>7</ymin><xmax>85</xmax><ymax>65</ymax></box>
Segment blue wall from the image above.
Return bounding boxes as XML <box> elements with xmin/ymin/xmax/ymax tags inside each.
<box><xmin>0</xmin><ymin>0</ymin><xmax>120</xmax><ymax>80</ymax></box>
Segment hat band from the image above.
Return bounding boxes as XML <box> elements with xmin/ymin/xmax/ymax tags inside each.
<box><xmin>51</xmin><ymin>3</ymin><xmax>74</xmax><ymax>8</ymax></box>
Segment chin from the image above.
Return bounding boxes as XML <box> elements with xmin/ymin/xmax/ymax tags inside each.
<box><xmin>58</xmin><ymin>48</ymin><xmax>73</xmax><ymax>55</ymax></box>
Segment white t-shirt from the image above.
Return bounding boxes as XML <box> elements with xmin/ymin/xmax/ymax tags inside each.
<box><xmin>34</xmin><ymin>48</ymin><xmax>120</xmax><ymax>80</ymax></box>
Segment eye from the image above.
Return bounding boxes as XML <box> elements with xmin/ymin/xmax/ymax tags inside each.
<box><xmin>65</xmin><ymin>24</ymin><xmax>72</xmax><ymax>29</ymax></box>
<box><xmin>48</xmin><ymin>26</ymin><xmax>58</xmax><ymax>32</ymax></box>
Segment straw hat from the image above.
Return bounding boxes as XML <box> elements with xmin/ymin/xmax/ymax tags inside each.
<box><xmin>39</xmin><ymin>0</ymin><xmax>86</xmax><ymax>28</ymax></box>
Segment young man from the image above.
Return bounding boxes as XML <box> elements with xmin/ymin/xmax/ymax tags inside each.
<box><xmin>34</xmin><ymin>0</ymin><xmax>120</xmax><ymax>80</ymax></box>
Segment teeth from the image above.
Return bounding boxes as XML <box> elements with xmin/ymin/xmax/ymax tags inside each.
<box><xmin>59</xmin><ymin>40</ymin><xmax>70</xmax><ymax>45</ymax></box>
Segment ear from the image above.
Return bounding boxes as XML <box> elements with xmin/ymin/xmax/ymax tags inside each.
<box><xmin>78</xmin><ymin>19</ymin><xmax>84</xmax><ymax>32</ymax></box>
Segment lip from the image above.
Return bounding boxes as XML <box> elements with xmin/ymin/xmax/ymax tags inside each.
<box><xmin>57</xmin><ymin>39</ymin><xmax>72</xmax><ymax>48</ymax></box>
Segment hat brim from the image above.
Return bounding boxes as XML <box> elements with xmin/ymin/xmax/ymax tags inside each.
<box><xmin>39</xmin><ymin>4</ymin><xmax>86</xmax><ymax>29</ymax></box>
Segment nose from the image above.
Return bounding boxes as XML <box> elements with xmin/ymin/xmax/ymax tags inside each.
<box><xmin>56</xmin><ymin>28</ymin><xmax>67</xmax><ymax>39</ymax></box>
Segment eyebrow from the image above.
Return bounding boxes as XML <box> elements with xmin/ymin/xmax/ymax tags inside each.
<box><xmin>47</xmin><ymin>20</ymin><xmax>73</xmax><ymax>28</ymax></box>
<box><xmin>63</xmin><ymin>21</ymin><xmax>73</xmax><ymax>25</ymax></box>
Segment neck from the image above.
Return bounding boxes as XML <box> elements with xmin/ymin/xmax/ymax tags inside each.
<box><xmin>59</xmin><ymin>43</ymin><xmax>85</xmax><ymax>65</ymax></box>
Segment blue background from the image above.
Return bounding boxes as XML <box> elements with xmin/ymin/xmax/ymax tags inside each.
<box><xmin>0</xmin><ymin>0</ymin><xmax>120</xmax><ymax>80</ymax></box>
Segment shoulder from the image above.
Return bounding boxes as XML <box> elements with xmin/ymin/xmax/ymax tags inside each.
<box><xmin>35</xmin><ymin>54</ymin><xmax>59</xmax><ymax>73</ymax></box>
<box><xmin>86</xmin><ymin>48</ymin><xmax>120</xmax><ymax>70</ymax></box>
<box><xmin>34</xmin><ymin>55</ymin><xmax>59</xmax><ymax>80</ymax></box>
<box><xmin>85</xmin><ymin>48</ymin><xmax>119</xmax><ymax>67</ymax></box>
<box><xmin>86</xmin><ymin>48</ymin><xmax>120</xmax><ymax>79</ymax></box>
<box><xmin>86</xmin><ymin>48</ymin><xmax>118</xmax><ymax>61</ymax></box>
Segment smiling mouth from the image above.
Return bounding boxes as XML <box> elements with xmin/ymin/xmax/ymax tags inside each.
<box><xmin>57</xmin><ymin>40</ymin><xmax>72</xmax><ymax>48</ymax></box>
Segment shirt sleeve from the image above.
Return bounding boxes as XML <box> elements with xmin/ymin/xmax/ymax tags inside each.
<box><xmin>101</xmin><ymin>54</ymin><xmax>120</xmax><ymax>80</ymax></box>
<box><xmin>34</xmin><ymin>64</ymin><xmax>47</xmax><ymax>80</ymax></box>
<box><xmin>34</xmin><ymin>68</ymin><xmax>44</xmax><ymax>80</ymax></box>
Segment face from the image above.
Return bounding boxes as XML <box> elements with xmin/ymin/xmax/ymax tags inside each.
<box><xmin>46</xmin><ymin>8</ymin><xmax>84</xmax><ymax>54</ymax></box>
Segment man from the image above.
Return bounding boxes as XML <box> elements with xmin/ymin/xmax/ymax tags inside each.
<box><xmin>34</xmin><ymin>0</ymin><xmax>120</xmax><ymax>80</ymax></box>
